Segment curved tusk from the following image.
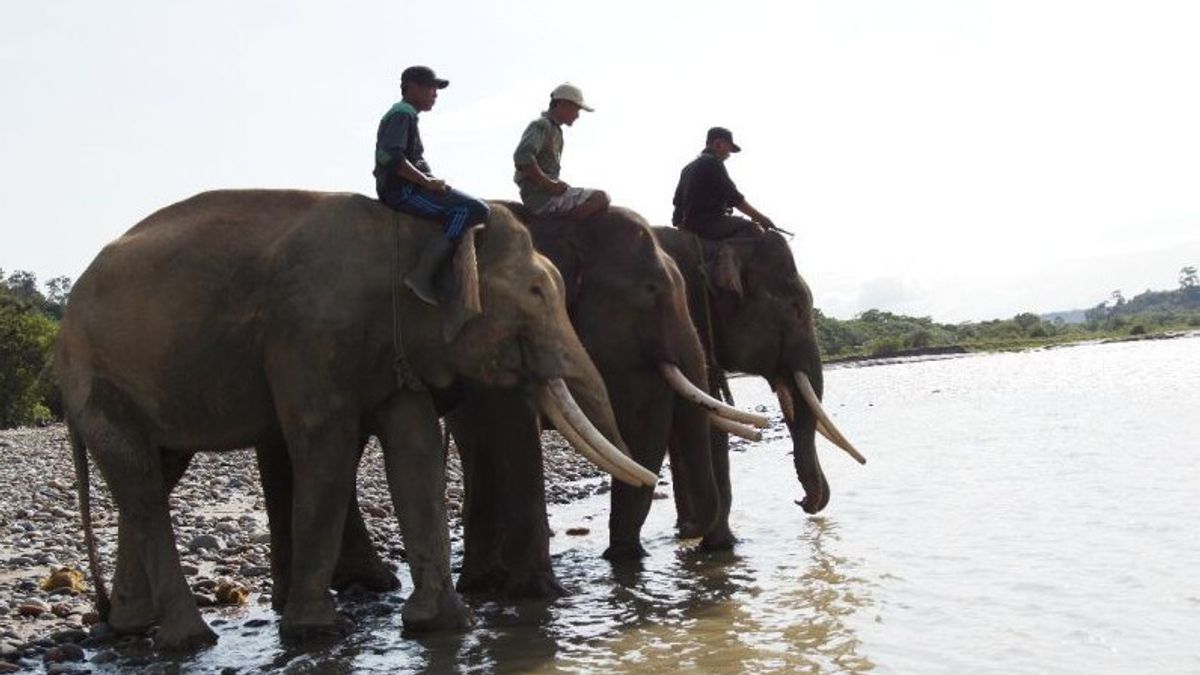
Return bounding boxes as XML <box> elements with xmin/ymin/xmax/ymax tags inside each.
<box><xmin>659</xmin><ymin>363</ymin><xmax>769</xmax><ymax>428</ymax></box>
<box><xmin>709</xmin><ymin>413</ymin><xmax>762</xmax><ymax>441</ymax></box>
<box><xmin>547</xmin><ymin>379</ymin><xmax>659</xmax><ymax>487</ymax></box>
<box><xmin>538</xmin><ymin>389</ymin><xmax>643</xmax><ymax>486</ymax></box>
<box><xmin>794</xmin><ymin>372</ymin><xmax>867</xmax><ymax>465</ymax></box>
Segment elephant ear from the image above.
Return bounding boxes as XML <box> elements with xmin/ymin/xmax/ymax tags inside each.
<box><xmin>710</xmin><ymin>244</ymin><xmax>744</xmax><ymax>299</ymax></box>
<box><xmin>442</xmin><ymin>224</ymin><xmax>485</xmax><ymax>342</ymax></box>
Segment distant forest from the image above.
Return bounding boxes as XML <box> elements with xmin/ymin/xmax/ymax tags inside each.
<box><xmin>816</xmin><ymin>265</ymin><xmax>1200</xmax><ymax>359</ymax></box>
<box><xmin>1</xmin><ymin>265</ymin><xmax>1197</xmax><ymax>427</ymax></box>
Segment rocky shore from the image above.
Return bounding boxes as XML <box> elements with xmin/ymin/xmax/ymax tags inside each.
<box><xmin>0</xmin><ymin>424</ymin><xmax>605</xmax><ymax>673</ymax></box>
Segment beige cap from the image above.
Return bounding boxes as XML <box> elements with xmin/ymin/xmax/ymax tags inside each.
<box><xmin>550</xmin><ymin>83</ymin><xmax>594</xmax><ymax>112</ymax></box>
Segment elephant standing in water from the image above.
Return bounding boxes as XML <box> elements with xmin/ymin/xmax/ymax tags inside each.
<box><xmin>653</xmin><ymin>227</ymin><xmax>864</xmax><ymax>549</ymax></box>
<box><xmin>447</xmin><ymin>204</ymin><xmax>768</xmax><ymax>598</ymax></box>
<box><xmin>56</xmin><ymin>190</ymin><xmax>653</xmax><ymax>650</ymax></box>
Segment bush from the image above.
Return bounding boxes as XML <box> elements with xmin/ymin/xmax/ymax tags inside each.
<box><xmin>0</xmin><ymin>304</ymin><xmax>58</xmax><ymax>428</ymax></box>
<box><xmin>1129</xmin><ymin>324</ymin><xmax>1146</xmax><ymax>335</ymax></box>
<box><xmin>868</xmin><ymin>336</ymin><xmax>904</xmax><ymax>357</ymax></box>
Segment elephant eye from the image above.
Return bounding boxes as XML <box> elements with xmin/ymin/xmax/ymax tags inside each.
<box><xmin>643</xmin><ymin>283</ymin><xmax>660</xmax><ymax>295</ymax></box>
<box><xmin>530</xmin><ymin>284</ymin><xmax>545</xmax><ymax>299</ymax></box>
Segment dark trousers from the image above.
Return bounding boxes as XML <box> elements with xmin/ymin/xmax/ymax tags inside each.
<box><xmin>379</xmin><ymin>182</ymin><xmax>490</xmax><ymax>240</ymax></box>
<box><xmin>683</xmin><ymin>215</ymin><xmax>764</xmax><ymax>240</ymax></box>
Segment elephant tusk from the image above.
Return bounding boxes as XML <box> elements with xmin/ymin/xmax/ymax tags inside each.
<box><xmin>709</xmin><ymin>413</ymin><xmax>762</xmax><ymax>441</ymax></box>
<box><xmin>794</xmin><ymin>372</ymin><xmax>867</xmax><ymax>465</ymax></box>
<box><xmin>546</xmin><ymin>379</ymin><xmax>659</xmax><ymax>487</ymax></box>
<box><xmin>659</xmin><ymin>363</ymin><xmax>770</xmax><ymax>428</ymax></box>
<box><xmin>538</xmin><ymin>389</ymin><xmax>644</xmax><ymax>487</ymax></box>
<box><xmin>776</xmin><ymin>381</ymin><xmax>838</xmax><ymax>442</ymax></box>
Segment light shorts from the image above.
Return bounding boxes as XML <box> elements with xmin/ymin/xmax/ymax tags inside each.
<box><xmin>533</xmin><ymin>187</ymin><xmax>597</xmax><ymax>216</ymax></box>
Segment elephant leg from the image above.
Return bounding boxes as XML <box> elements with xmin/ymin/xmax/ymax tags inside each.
<box><xmin>451</xmin><ymin>390</ymin><xmax>563</xmax><ymax>599</ymax></box>
<box><xmin>603</xmin><ymin>376</ymin><xmax>672</xmax><ymax>562</ymax></box>
<box><xmin>256</xmin><ymin>435</ymin><xmax>398</xmax><ymax>613</ymax></box>
<box><xmin>699</xmin><ymin>429</ymin><xmax>736</xmax><ymax>551</ymax></box>
<box><xmin>254</xmin><ymin>436</ymin><xmax>295</xmax><ymax>612</ymax></box>
<box><xmin>274</xmin><ymin>411</ymin><xmax>361</xmax><ymax>639</ymax></box>
<box><xmin>666</xmin><ymin>431</ymin><xmax>701</xmax><ymax>538</ymax></box>
<box><xmin>331</xmin><ymin>484</ymin><xmax>400</xmax><ymax>595</ymax></box>
<box><xmin>83</xmin><ymin>411</ymin><xmax>214</xmax><ymax>651</ymax></box>
<box><xmin>376</xmin><ymin>391</ymin><xmax>472</xmax><ymax>631</ymax></box>
<box><xmin>108</xmin><ymin>450</ymin><xmax>194</xmax><ymax>633</ymax></box>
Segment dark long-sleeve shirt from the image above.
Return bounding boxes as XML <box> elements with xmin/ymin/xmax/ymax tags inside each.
<box><xmin>374</xmin><ymin>101</ymin><xmax>432</xmax><ymax>195</ymax></box>
<box><xmin>671</xmin><ymin>149</ymin><xmax>744</xmax><ymax>227</ymax></box>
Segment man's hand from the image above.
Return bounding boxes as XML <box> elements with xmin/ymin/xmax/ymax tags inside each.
<box><xmin>756</xmin><ymin>216</ymin><xmax>776</xmax><ymax>231</ymax></box>
<box><xmin>425</xmin><ymin>178</ymin><xmax>449</xmax><ymax>193</ymax></box>
<box><xmin>548</xmin><ymin>179</ymin><xmax>570</xmax><ymax>195</ymax></box>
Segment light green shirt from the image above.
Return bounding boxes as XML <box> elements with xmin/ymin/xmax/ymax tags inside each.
<box><xmin>512</xmin><ymin>112</ymin><xmax>564</xmax><ymax>210</ymax></box>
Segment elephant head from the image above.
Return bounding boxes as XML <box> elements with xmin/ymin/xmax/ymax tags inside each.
<box><xmin>655</xmin><ymin>228</ymin><xmax>863</xmax><ymax>523</ymax></box>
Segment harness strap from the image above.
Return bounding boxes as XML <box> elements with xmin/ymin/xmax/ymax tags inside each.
<box><xmin>392</xmin><ymin>216</ymin><xmax>427</xmax><ymax>392</ymax></box>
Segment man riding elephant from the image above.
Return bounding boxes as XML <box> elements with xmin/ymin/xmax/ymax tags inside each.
<box><xmin>512</xmin><ymin>83</ymin><xmax>610</xmax><ymax>221</ymax></box>
<box><xmin>671</xmin><ymin>127</ymin><xmax>783</xmax><ymax>240</ymax></box>
<box><xmin>375</xmin><ymin>65</ymin><xmax>490</xmax><ymax>304</ymax></box>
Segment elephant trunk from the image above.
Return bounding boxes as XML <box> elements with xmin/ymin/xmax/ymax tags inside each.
<box><xmin>784</xmin><ymin>371</ymin><xmax>830</xmax><ymax>514</ymax></box>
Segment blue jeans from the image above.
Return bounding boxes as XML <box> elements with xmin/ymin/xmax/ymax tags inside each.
<box><xmin>379</xmin><ymin>182</ymin><xmax>490</xmax><ymax>240</ymax></box>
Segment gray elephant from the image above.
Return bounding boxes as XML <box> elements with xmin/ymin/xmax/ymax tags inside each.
<box><xmin>448</xmin><ymin>204</ymin><xmax>769</xmax><ymax>598</ymax></box>
<box><xmin>653</xmin><ymin>228</ymin><xmax>864</xmax><ymax>549</ymax></box>
<box><xmin>56</xmin><ymin>190</ymin><xmax>654</xmax><ymax>650</ymax></box>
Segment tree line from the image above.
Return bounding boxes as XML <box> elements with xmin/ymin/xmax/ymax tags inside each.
<box><xmin>816</xmin><ymin>266</ymin><xmax>1200</xmax><ymax>359</ymax></box>
<box><xmin>1</xmin><ymin>265</ymin><xmax>1198</xmax><ymax>428</ymax></box>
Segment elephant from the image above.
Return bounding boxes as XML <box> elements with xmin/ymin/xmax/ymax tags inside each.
<box><xmin>446</xmin><ymin>203</ymin><xmax>767</xmax><ymax>598</ymax></box>
<box><xmin>56</xmin><ymin>190</ymin><xmax>655</xmax><ymax>650</ymax></box>
<box><xmin>652</xmin><ymin>227</ymin><xmax>865</xmax><ymax>549</ymax></box>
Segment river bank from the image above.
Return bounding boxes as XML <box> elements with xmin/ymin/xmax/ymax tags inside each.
<box><xmin>0</xmin><ymin>425</ymin><xmax>604</xmax><ymax>673</ymax></box>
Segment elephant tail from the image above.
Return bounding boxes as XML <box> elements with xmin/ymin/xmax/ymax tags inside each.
<box><xmin>68</xmin><ymin>419</ymin><xmax>111</xmax><ymax>620</ymax></box>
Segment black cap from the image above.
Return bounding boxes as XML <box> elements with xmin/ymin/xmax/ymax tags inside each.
<box><xmin>401</xmin><ymin>66</ymin><xmax>449</xmax><ymax>89</ymax></box>
<box><xmin>706</xmin><ymin>127</ymin><xmax>741</xmax><ymax>153</ymax></box>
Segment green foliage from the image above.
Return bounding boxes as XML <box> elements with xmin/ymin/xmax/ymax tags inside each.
<box><xmin>815</xmin><ymin>271</ymin><xmax>1200</xmax><ymax>361</ymax></box>
<box><xmin>0</xmin><ymin>303</ymin><xmax>58</xmax><ymax>427</ymax></box>
<box><xmin>0</xmin><ymin>270</ymin><xmax>69</xmax><ymax>428</ymax></box>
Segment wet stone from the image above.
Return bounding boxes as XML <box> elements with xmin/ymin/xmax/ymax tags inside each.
<box><xmin>0</xmin><ymin>662</ymin><xmax>18</xmax><ymax>673</ymax></box>
<box><xmin>51</xmin><ymin>629</ymin><xmax>88</xmax><ymax>644</ymax></box>
<box><xmin>90</xmin><ymin>649</ymin><xmax>118</xmax><ymax>664</ymax></box>
<box><xmin>187</xmin><ymin>534</ymin><xmax>223</xmax><ymax>552</ymax></box>
<box><xmin>43</xmin><ymin>642</ymin><xmax>85</xmax><ymax>662</ymax></box>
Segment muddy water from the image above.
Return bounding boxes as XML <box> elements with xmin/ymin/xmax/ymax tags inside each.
<box><xmin>92</xmin><ymin>336</ymin><xmax>1200</xmax><ymax>673</ymax></box>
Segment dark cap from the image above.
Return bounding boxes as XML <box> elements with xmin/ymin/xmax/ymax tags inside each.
<box><xmin>706</xmin><ymin>127</ymin><xmax>741</xmax><ymax>153</ymax></box>
<box><xmin>401</xmin><ymin>66</ymin><xmax>449</xmax><ymax>89</ymax></box>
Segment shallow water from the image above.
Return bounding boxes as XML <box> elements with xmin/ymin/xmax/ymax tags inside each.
<box><xmin>91</xmin><ymin>336</ymin><xmax>1200</xmax><ymax>673</ymax></box>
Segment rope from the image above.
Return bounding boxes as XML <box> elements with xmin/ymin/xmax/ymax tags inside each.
<box><xmin>392</xmin><ymin>217</ymin><xmax>426</xmax><ymax>392</ymax></box>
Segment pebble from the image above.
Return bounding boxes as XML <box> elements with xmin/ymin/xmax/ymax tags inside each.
<box><xmin>188</xmin><ymin>534</ymin><xmax>224</xmax><ymax>551</ymax></box>
<box><xmin>42</xmin><ymin>642</ymin><xmax>85</xmax><ymax>662</ymax></box>
<box><xmin>0</xmin><ymin>423</ymin><xmax>604</xmax><ymax>664</ymax></box>
<box><xmin>17</xmin><ymin>600</ymin><xmax>50</xmax><ymax>617</ymax></box>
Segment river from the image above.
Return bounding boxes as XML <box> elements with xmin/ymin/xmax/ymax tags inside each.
<box><xmin>102</xmin><ymin>336</ymin><xmax>1200</xmax><ymax>673</ymax></box>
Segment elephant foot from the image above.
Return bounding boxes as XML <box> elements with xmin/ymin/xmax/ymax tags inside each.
<box><xmin>107</xmin><ymin>596</ymin><xmax>156</xmax><ymax>636</ymax></box>
<box><xmin>602</xmin><ymin>542</ymin><xmax>649</xmax><ymax>561</ymax></box>
<box><xmin>269</xmin><ymin>586</ymin><xmax>288</xmax><ymax>613</ymax></box>
<box><xmin>280</xmin><ymin>596</ymin><xmax>351</xmax><ymax>642</ymax></box>
<box><xmin>332</xmin><ymin>557</ymin><xmax>400</xmax><ymax>594</ymax></box>
<box><xmin>152</xmin><ymin>616</ymin><xmax>218</xmax><ymax>652</ymax></box>
<box><xmin>401</xmin><ymin>586</ymin><xmax>474</xmax><ymax>632</ymax></box>
<box><xmin>500</xmin><ymin>569</ymin><xmax>568</xmax><ymax>600</ymax></box>
<box><xmin>699</xmin><ymin>525</ymin><xmax>737</xmax><ymax>552</ymax></box>
<box><xmin>674</xmin><ymin>519</ymin><xmax>705</xmax><ymax>539</ymax></box>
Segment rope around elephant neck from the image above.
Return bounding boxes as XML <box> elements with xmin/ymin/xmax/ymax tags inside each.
<box><xmin>689</xmin><ymin>234</ymin><xmax>734</xmax><ymax>405</ymax></box>
<box><xmin>392</xmin><ymin>216</ymin><xmax>426</xmax><ymax>392</ymax></box>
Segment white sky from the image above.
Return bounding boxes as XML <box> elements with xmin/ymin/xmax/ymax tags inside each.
<box><xmin>2</xmin><ymin>0</ymin><xmax>1198</xmax><ymax>322</ymax></box>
